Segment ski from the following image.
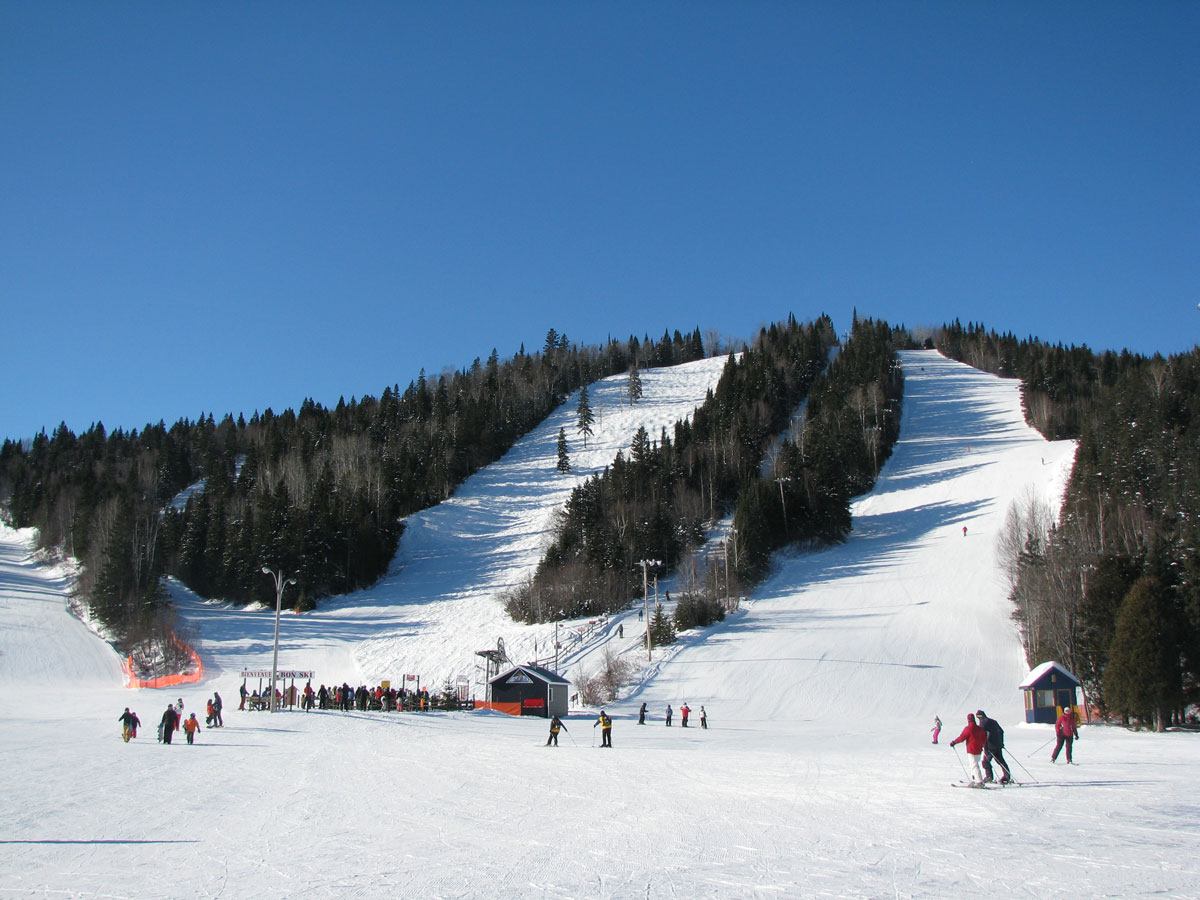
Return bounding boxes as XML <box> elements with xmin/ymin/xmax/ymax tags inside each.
<box><xmin>952</xmin><ymin>781</ymin><xmax>993</xmax><ymax>789</ymax></box>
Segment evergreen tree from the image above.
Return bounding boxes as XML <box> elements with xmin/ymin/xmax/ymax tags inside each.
<box><xmin>557</xmin><ymin>428</ymin><xmax>570</xmax><ymax>473</ymax></box>
<box><xmin>627</xmin><ymin>362</ymin><xmax>643</xmax><ymax>406</ymax></box>
<box><xmin>576</xmin><ymin>384</ymin><xmax>595</xmax><ymax>448</ymax></box>
<box><xmin>649</xmin><ymin>603</ymin><xmax>676</xmax><ymax>646</ymax></box>
<box><xmin>1104</xmin><ymin>575</ymin><xmax>1183</xmax><ymax>731</ymax></box>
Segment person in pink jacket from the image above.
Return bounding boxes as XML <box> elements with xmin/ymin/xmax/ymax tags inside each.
<box><xmin>949</xmin><ymin>713</ymin><xmax>987</xmax><ymax>784</ymax></box>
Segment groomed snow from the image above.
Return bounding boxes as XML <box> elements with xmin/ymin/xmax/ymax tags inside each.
<box><xmin>1</xmin><ymin>349</ymin><xmax>1198</xmax><ymax>899</ymax></box>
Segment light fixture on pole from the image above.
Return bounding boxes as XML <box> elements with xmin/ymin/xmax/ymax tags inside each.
<box><xmin>262</xmin><ymin>566</ymin><xmax>297</xmax><ymax>712</ymax></box>
<box><xmin>637</xmin><ymin>559</ymin><xmax>660</xmax><ymax>661</ymax></box>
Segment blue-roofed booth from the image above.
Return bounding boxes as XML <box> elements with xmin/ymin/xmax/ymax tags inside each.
<box><xmin>1020</xmin><ymin>661</ymin><xmax>1081</xmax><ymax>724</ymax></box>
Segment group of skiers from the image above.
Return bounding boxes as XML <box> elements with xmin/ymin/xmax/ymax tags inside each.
<box><xmin>120</xmin><ymin>693</ymin><xmax>223</xmax><ymax>745</ymax></box>
<box><xmin>937</xmin><ymin>705</ymin><xmax>1081</xmax><ymax>786</ymax></box>
<box><xmin>636</xmin><ymin>701</ymin><xmax>707</xmax><ymax>728</ymax></box>
<box><xmin>947</xmin><ymin>710</ymin><xmax>1012</xmax><ymax>785</ymax></box>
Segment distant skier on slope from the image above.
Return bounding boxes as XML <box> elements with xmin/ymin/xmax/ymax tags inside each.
<box><xmin>159</xmin><ymin>704</ymin><xmax>180</xmax><ymax>745</ymax></box>
<box><xmin>118</xmin><ymin>708</ymin><xmax>139</xmax><ymax>742</ymax></box>
<box><xmin>1051</xmin><ymin>706</ymin><xmax>1079</xmax><ymax>764</ymax></box>
<box><xmin>594</xmin><ymin>710</ymin><xmax>613</xmax><ymax>748</ymax></box>
<box><xmin>638</xmin><ymin>702</ymin><xmax>647</xmax><ymax>725</ymax></box>
<box><xmin>680</xmin><ymin>703</ymin><xmax>691</xmax><ymax>727</ymax></box>
<box><xmin>976</xmin><ymin>710</ymin><xmax>1011</xmax><ymax>783</ymax></box>
<box><xmin>949</xmin><ymin>713</ymin><xmax>986</xmax><ymax>784</ymax></box>
<box><xmin>665</xmin><ymin>704</ymin><xmax>673</xmax><ymax>727</ymax></box>
<box><xmin>183</xmin><ymin>713</ymin><xmax>201</xmax><ymax>745</ymax></box>
<box><xmin>546</xmin><ymin>715</ymin><xmax>565</xmax><ymax>746</ymax></box>
<box><xmin>700</xmin><ymin>706</ymin><xmax>708</xmax><ymax>729</ymax></box>
<box><xmin>931</xmin><ymin>715</ymin><xmax>942</xmax><ymax>744</ymax></box>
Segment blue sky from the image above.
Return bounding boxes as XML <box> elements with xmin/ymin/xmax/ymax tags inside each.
<box><xmin>3</xmin><ymin>2</ymin><xmax>1197</xmax><ymax>440</ymax></box>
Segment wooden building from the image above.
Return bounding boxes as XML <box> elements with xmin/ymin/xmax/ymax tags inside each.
<box><xmin>483</xmin><ymin>665</ymin><xmax>569</xmax><ymax>718</ymax></box>
<box><xmin>1020</xmin><ymin>661</ymin><xmax>1081</xmax><ymax>724</ymax></box>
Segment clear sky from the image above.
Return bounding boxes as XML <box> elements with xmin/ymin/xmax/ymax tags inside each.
<box><xmin>3</xmin><ymin>2</ymin><xmax>1197</xmax><ymax>440</ymax></box>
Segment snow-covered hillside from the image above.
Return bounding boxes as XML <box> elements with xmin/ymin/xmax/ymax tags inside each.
<box><xmin>2</xmin><ymin>350</ymin><xmax>1198</xmax><ymax>900</ymax></box>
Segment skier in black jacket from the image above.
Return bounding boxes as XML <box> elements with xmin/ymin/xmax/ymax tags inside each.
<box><xmin>159</xmin><ymin>704</ymin><xmax>180</xmax><ymax>744</ymax></box>
<box><xmin>976</xmin><ymin>710</ymin><xmax>1011</xmax><ymax>784</ymax></box>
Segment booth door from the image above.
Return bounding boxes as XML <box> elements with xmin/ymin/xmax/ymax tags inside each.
<box><xmin>1057</xmin><ymin>689</ymin><xmax>1074</xmax><ymax>710</ymax></box>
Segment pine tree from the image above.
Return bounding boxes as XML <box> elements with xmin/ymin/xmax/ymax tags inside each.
<box><xmin>627</xmin><ymin>363</ymin><xmax>643</xmax><ymax>406</ymax></box>
<box><xmin>1104</xmin><ymin>575</ymin><xmax>1183</xmax><ymax>731</ymax></box>
<box><xmin>649</xmin><ymin>602</ymin><xmax>676</xmax><ymax>646</ymax></box>
<box><xmin>557</xmin><ymin>428</ymin><xmax>570</xmax><ymax>473</ymax></box>
<box><xmin>576</xmin><ymin>385</ymin><xmax>595</xmax><ymax>448</ymax></box>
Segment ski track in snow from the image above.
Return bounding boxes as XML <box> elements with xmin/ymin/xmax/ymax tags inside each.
<box><xmin>2</xmin><ymin>350</ymin><xmax>1199</xmax><ymax>900</ymax></box>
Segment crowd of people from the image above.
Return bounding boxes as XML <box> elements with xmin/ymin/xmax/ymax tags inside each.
<box><xmin>238</xmin><ymin>679</ymin><xmax>437</xmax><ymax>713</ymax></box>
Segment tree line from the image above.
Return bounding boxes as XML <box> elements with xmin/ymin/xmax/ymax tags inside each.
<box><xmin>933</xmin><ymin>321</ymin><xmax>1200</xmax><ymax>730</ymax></box>
<box><xmin>0</xmin><ymin>327</ymin><xmax>710</xmax><ymax>670</ymax></box>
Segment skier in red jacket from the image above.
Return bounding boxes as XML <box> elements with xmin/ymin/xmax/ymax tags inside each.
<box><xmin>949</xmin><ymin>713</ymin><xmax>987</xmax><ymax>784</ymax></box>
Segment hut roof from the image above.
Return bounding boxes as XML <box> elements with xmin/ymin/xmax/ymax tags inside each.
<box><xmin>1019</xmin><ymin>661</ymin><xmax>1080</xmax><ymax>690</ymax></box>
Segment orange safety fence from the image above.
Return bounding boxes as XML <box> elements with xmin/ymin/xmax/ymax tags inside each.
<box><xmin>124</xmin><ymin>639</ymin><xmax>204</xmax><ymax>689</ymax></box>
<box><xmin>473</xmin><ymin>701</ymin><xmax>522</xmax><ymax>717</ymax></box>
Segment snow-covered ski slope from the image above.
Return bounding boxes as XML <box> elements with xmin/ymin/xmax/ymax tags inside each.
<box><xmin>2</xmin><ymin>349</ymin><xmax>1199</xmax><ymax>900</ymax></box>
<box><xmin>166</xmin><ymin>354</ymin><xmax>731</xmax><ymax>689</ymax></box>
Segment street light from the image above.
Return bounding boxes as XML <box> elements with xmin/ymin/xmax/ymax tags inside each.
<box><xmin>637</xmin><ymin>559</ymin><xmax>661</xmax><ymax>661</ymax></box>
<box><xmin>262</xmin><ymin>566</ymin><xmax>297</xmax><ymax>712</ymax></box>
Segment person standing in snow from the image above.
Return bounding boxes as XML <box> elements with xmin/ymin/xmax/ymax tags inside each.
<box><xmin>160</xmin><ymin>704</ymin><xmax>180</xmax><ymax>745</ymax></box>
<box><xmin>206</xmin><ymin>699</ymin><xmax>216</xmax><ymax>727</ymax></box>
<box><xmin>975</xmin><ymin>710</ymin><xmax>1011</xmax><ymax>783</ymax></box>
<box><xmin>638</xmin><ymin>702</ymin><xmax>647</xmax><ymax>725</ymax></box>
<box><xmin>594</xmin><ymin>710</ymin><xmax>613</xmax><ymax>747</ymax></box>
<box><xmin>546</xmin><ymin>715</ymin><xmax>565</xmax><ymax>746</ymax></box>
<box><xmin>949</xmin><ymin>713</ymin><xmax>987</xmax><ymax>784</ymax></box>
<box><xmin>183</xmin><ymin>713</ymin><xmax>201</xmax><ymax>745</ymax></box>
<box><xmin>119</xmin><ymin>708</ymin><xmax>138</xmax><ymax>742</ymax></box>
<box><xmin>700</xmin><ymin>706</ymin><xmax>708</xmax><ymax>729</ymax></box>
<box><xmin>239</xmin><ymin>680</ymin><xmax>248</xmax><ymax>710</ymax></box>
<box><xmin>212</xmin><ymin>692</ymin><xmax>223</xmax><ymax>727</ymax></box>
<box><xmin>931</xmin><ymin>715</ymin><xmax>942</xmax><ymax>744</ymax></box>
<box><xmin>1051</xmin><ymin>706</ymin><xmax>1079</xmax><ymax>764</ymax></box>
<box><xmin>680</xmin><ymin>703</ymin><xmax>691</xmax><ymax>727</ymax></box>
<box><xmin>665</xmin><ymin>704</ymin><xmax>673</xmax><ymax>726</ymax></box>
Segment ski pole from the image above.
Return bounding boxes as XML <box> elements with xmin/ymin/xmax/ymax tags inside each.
<box><xmin>951</xmin><ymin>744</ymin><xmax>969</xmax><ymax>780</ymax></box>
<box><xmin>1027</xmin><ymin>737</ymin><xmax>1054</xmax><ymax>758</ymax></box>
<box><xmin>1011</xmin><ymin>753</ymin><xmax>1039</xmax><ymax>784</ymax></box>
<box><xmin>562</xmin><ymin>723</ymin><xmax>578</xmax><ymax>747</ymax></box>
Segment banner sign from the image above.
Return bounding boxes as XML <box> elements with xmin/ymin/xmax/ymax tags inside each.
<box><xmin>241</xmin><ymin>670</ymin><xmax>314</xmax><ymax>679</ymax></box>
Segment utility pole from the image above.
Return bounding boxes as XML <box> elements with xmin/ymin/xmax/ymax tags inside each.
<box><xmin>638</xmin><ymin>559</ymin><xmax>660</xmax><ymax>661</ymax></box>
<box><xmin>262</xmin><ymin>566</ymin><xmax>297</xmax><ymax>712</ymax></box>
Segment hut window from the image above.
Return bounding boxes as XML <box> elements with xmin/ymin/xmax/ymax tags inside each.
<box><xmin>1036</xmin><ymin>690</ymin><xmax>1055</xmax><ymax>707</ymax></box>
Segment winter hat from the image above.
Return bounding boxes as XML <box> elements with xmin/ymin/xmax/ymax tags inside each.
<box><xmin>976</xmin><ymin>709</ymin><xmax>986</xmax><ymax>719</ymax></box>
<box><xmin>966</xmin><ymin>713</ymin><xmax>975</xmax><ymax>721</ymax></box>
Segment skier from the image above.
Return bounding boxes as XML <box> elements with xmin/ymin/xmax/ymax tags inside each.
<box><xmin>680</xmin><ymin>703</ymin><xmax>691</xmax><ymax>727</ymax></box>
<box><xmin>594</xmin><ymin>710</ymin><xmax>613</xmax><ymax>748</ymax></box>
<box><xmin>206</xmin><ymin>699</ymin><xmax>216</xmax><ymax>727</ymax></box>
<box><xmin>183</xmin><ymin>713</ymin><xmax>201</xmax><ymax>745</ymax></box>
<box><xmin>665</xmin><ymin>704</ymin><xmax>673</xmax><ymax>726</ymax></box>
<box><xmin>1051</xmin><ymin>706</ymin><xmax>1079</xmax><ymax>764</ymax></box>
<box><xmin>638</xmin><ymin>702</ymin><xmax>647</xmax><ymax>725</ymax></box>
<box><xmin>129</xmin><ymin>711</ymin><xmax>140</xmax><ymax>739</ymax></box>
<box><xmin>700</xmin><ymin>705</ymin><xmax>708</xmax><ymax>729</ymax></box>
<box><xmin>212</xmin><ymin>691</ymin><xmax>224</xmax><ymax>727</ymax></box>
<box><xmin>159</xmin><ymin>704</ymin><xmax>180</xmax><ymax>745</ymax></box>
<box><xmin>239</xmin><ymin>680</ymin><xmax>248</xmax><ymax>710</ymax></box>
<box><xmin>118</xmin><ymin>707</ymin><xmax>138</xmax><ymax>742</ymax></box>
<box><xmin>546</xmin><ymin>715</ymin><xmax>565</xmax><ymax>746</ymax></box>
<box><xmin>975</xmin><ymin>710</ymin><xmax>1012</xmax><ymax>783</ymax></box>
<box><xmin>949</xmin><ymin>713</ymin><xmax>986</xmax><ymax>784</ymax></box>
<box><xmin>931</xmin><ymin>715</ymin><xmax>942</xmax><ymax>744</ymax></box>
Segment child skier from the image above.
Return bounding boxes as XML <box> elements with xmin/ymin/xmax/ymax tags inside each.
<box><xmin>183</xmin><ymin>713</ymin><xmax>201</xmax><ymax>745</ymax></box>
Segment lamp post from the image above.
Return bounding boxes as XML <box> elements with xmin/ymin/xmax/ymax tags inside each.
<box><xmin>262</xmin><ymin>566</ymin><xmax>296</xmax><ymax>712</ymax></box>
<box><xmin>637</xmin><ymin>559</ymin><xmax>660</xmax><ymax>661</ymax></box>
<box><xmin>776</xmin><ymin>476</ymin><xmax>792</xmax><ymax>531</ymax></box>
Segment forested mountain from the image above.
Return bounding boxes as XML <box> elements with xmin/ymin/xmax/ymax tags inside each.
<box><xmin>507</xmin><ymin>315</ymin><xmax>908</xmax><ymax>627</ymax></box>
<box><xmin>0</xmin><ymin>328</ymin><xmax>708</xmax><ymax>663</ymax></box>
<box><xmin>933</xmin><ymin>321</ymin><xmax>1200</xmax><ymax>729</ymax></box>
